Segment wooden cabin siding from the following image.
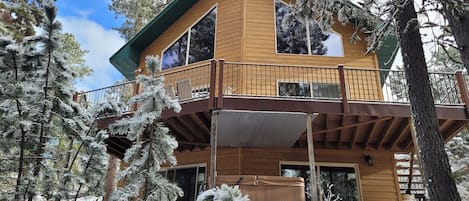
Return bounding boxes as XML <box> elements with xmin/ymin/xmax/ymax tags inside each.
<box><xmin>243</xmin><ymin>0</ymin><xmax>377</xmax><ymax>68</ymax></box>
<box><xmin>174</xmin><ymin>148</ymin><xmax>401</xmax><ymax>201</ymax></box>
<box><xmin>238</xmin><ymin>0</ymin><xmax>383</xmax><ymax>100</ymax></box>
<box><xmin>139</xmin><ymin>0</ymin><xmax>243</xmax><ymax>71</ymax></box>
<box><xmin>216</xmin><ymin>0</ymin><xmax>243</xmax><ymax>61</ymax></box>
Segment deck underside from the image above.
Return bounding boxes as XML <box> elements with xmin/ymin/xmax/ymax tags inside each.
<box><xmin>104</xmin><ymin>97</ymin><xmax>468</xmax><ymax>158</ymax></box>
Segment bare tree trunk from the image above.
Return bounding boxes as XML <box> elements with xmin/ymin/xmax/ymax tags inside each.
<box><xmin>103</xmin><ymin>155</ymin><xmax>118</xmax><ymax>201</ymax></box>
<box><xmin>440</xmin><ymin>0</ymin><xmax>469</xmax><ymax>72</ymax></box>
<box><xmin>395</xmin><ymin>0</ymin><xmax>461</xmax><ymax>200</ymax></box>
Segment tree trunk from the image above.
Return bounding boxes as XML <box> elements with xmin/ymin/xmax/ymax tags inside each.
<box><xmin>103</xmin><ymin>155</ymin><xmax>118</xmax><ymax>201</ymax></box>
<box><xmin>440</xmin><ymin>0</ymin><xmax>469</xmax><ymax>72</ymax></box>
<box><xmin>395</xmin><ymin>1</ymin><xmax>461</xmax><ymax>200</ymax></box>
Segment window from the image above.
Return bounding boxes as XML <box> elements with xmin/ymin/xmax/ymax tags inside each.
<box><xmin>162</xmin><ymin>7</ymin><xmax>217</xmax><ymax>70</ymax></box>
<box><xmin>160</xmin><ymin>165</ymin><xmax>207</xmax><ymax>201</ymax></box>
<box><xmin>312</xmin><ymin>83</ymin><xmax>341</xmax><ymax>98</ymax></box>
<box><xmin>281</xmin><ymin>163</ymin><xmax>361</xmax><ymax>201</ymax></box>
<box><xmin>278</xmin><ymin>82</ymin><xmax>312</xmax><ymax>97</ymax></box>
<box><xmin>278</xmin><ymin>82</ymin><xmax>341</xmax><ymax>99</ymax></box>
<box><xmin>275</xmin><ymin>0</ymin><xmax>344</xmax><ymax>57</ymax></box>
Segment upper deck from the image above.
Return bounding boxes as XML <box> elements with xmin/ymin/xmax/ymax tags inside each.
<box><xmin>77</xmin><ymin>60</ymin><xmax>469</xmax><ymax>157</ymax></box>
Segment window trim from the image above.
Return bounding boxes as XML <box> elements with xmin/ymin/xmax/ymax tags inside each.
<box><xmin>161</xmin><ymin>5</ymin><xmax>218</xmax><ymax>70</ymax></box>
<box><xmin>273</xmin><ymin>0</ymin><xmax>345</xmax><ymax>57</ymax></box>
<box><xmin>279</xmin><ymin>161</ymin><xmax>363</xmax><ymax>201</ymax></box>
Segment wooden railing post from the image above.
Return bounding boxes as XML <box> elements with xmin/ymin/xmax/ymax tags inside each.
<box><xmin>132</xmin><ymin>82</ymin><xmax>141</xmax><ymax>111</ymax></box>
<box><xmin>217</xmin><ymin>59</ymin><xmax>225</xmax><ymax>109</ymax></box>
<box><xmin>455</xmin><ymin>71</ymin><xmax>469</xmax><ymax>117</ymax></box>
<box><xmin>72</xmin><ymin>92</ymin><xmax>79</xmax><ymax>102</ymax></box>
<box><xmin>209</xmin><ymin>60</ymin><xmax>217</xmax><ymax>109</ymax></box>
<box><xmin>338</xmin><ymin>64</ymin><xmax>350</xmax><ymax>113</ymax></box>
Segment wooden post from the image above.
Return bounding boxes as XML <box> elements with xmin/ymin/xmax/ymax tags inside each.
<box><xmin>455</xmin><ymin>71</ymin><xmax>469</xmax><ymax>117</ymax></box>
<box><xmin>307</xmin><ymin>113</ymin><xmax>319</xmax><ymax>201</ymax></box>
<box><xmin>209</xmin><ymin>60</ymin><xmax>217</xmax><ymax>109</ymax></box>
<box><xmin>209</xmin><ymin>110</ymin><xmax>219</xmax><ymax>188</ymax></box>
<box><xmin>72</xmin><ymin>92</ymin><xmax>79</xmax><ymax>102</ymax></box>
<box><xmin>409</xmin><ymin>118</ymin><xmax>425</xmax><ymax>196</ymax></box>
<box><xmin>132</xmin><ymin>82</ymin><xmax>141</xmax><ymax>111</ymax></box>
<box><xmin>103</xmin><ymin>155</ymin><xmax>118</xmax><ymax>201</ymax></box>
<box><xmin>338</xmin><ymin>65</ymin><xmax>349</xmax><ymax>113</ymax></box>
<box><xmin>217</xmin><ymin>59</ymin><xmax>225</xmax><ymax>109</ymax></box>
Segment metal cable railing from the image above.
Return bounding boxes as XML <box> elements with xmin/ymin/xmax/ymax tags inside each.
<box><xmin>75</xmin><ymin>61</ymin><xmax>467</xmax><ymax>111</ymax></box>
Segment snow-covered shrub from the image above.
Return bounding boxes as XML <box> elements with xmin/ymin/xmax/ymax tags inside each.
<box><xmin>196</xmin><ymin>184</ymin><xmax>250</xmax><ymax>201</ymax></box>
<box><xmin>320</xmin><ymin>183</ymin><xmax>342</xmax><ymax>201</ymax></box>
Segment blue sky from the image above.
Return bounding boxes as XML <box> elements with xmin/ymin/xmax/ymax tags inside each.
<box><xmin>56</xmin><ymin>0</ymin><xmax>126</xmax><ymax>91</ymax></box>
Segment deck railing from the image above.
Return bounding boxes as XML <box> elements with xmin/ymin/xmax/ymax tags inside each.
<box><xmin>75</xmin><ymin>60</ymin><xmax>469</xmax><ymax>112</ymax></box>
<box><xmin>74</xmin><ymin>81</ymin><xmax>136</xmax><ymax>112</ymax></box>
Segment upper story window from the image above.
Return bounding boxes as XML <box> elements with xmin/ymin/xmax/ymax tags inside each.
<box><xmin>162</xmin><ymin>7</ymin><xmax>217</xmax><ymax>70</ymax></box>
<box><xmin>275</xmin><ymin>0</ymin><xmax>344</xmax><ymax>57</ymax></box>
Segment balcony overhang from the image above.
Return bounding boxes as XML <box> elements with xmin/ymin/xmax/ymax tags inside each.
<box><xmin>217</xmin><ymin>110</ymin><xmax>307</xmax><ymax>148</ymax></box>
<box><xmin>103</xmin><ymin>97</ymin><xmax>468</xmax><ymax>158</ymax></box>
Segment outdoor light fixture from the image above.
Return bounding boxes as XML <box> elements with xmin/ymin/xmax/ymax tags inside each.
<box><xmin>364</xmin><ymin>155</ymin><xmax>373</xmax><ymax>166</ymax></box>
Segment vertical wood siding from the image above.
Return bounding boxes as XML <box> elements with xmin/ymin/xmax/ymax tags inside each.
<box><xmin>174</xmin><ymin>148</ymin><xmax>401</xmax><ymax>201</ymax></box>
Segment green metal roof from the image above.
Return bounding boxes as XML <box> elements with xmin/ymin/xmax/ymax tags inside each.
<box><xmin>110</xmin><ymin>0</ymin><xmax>198</xmax><ymax>80</ymax></box>
<box><xmin>110</xmin><ymin>0</ymin><xmax>398</xmax><ymax>81</ymax></box>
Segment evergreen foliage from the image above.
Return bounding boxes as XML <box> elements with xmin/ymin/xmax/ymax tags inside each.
<box><xmin>287</xmin><ymin>0</ymin><xmax>465</xmax><ymax>200</ymax></box>
<box><xmin>109</xmin><ymin>0</ymin><xmax>172</xmax><ymax>41</ymax></box>
<box><xmin>0</xmin><ymin>1</ymin><xmax>110</xmax><ymax>200</ymax></box>
<box><xmin>196</xmin><ymin>184</ymin><xmax>250</xmax><ymax>201</ymax></box>
<box><xmin>109</xmin><ymin>56</ymin><xmax>182</xmax><ymax>201</ymax></box>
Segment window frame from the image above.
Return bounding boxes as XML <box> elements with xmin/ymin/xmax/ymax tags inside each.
<box><xmin>159</xmin><ymin>163</ymin><xmax>208</xmax><ymax>201</ymax></box>
<box><xmin>161</xmin><ymin>5</ymin><xmax>218</xmax><ymax>70</ymax></box>
<box><xmin>277</xmin><ymin>80</ymin><xmax>313</xmax><ymax>98</ymax></box>
<box><xmin>311</xmin><ymin>82</ymin><xmax>342</xmax><ymax>99</ymax></box>
<box><xmin>279</xmin><ymin>161</ymin><xmax>363</xmax><ymax>201</ymax></box>
<box><xmin>273</xmin><ymin>0</ymin><xmax>345</xmax><ymax>57</ymax></box>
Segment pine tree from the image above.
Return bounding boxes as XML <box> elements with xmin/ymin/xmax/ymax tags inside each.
<box><xmin>109</xmin><ymin>56</ymin><xmax>182</xmax><ymax>201</ymax></box>
<box><xmin>0</xmin><ymin>1</ymin><xmax>110</xmax><ymax>200</ymax></box>
<box><xmin>439</xmin><ymin>0</ymin><xmax>469</xmax><ymax>72</ymax></box>
<box><xmin>109</xmin><ymin>0</ymin><xmax>172</xmax><ymax>41</ymax></box>
<box><xmin>395</xmin><ymin>1</ymin><xmax>460</xmax><ymax>200</ymax></box>
<box><xmin>291</xmin><ymin>0</ymin><xmax>462</xmax><ymax>200</ymax></box>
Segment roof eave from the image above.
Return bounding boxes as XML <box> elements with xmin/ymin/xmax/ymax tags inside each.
<box><xmin>109</xmin><ymin>0</ymin><xmax>198</xmax><ymax>80</ymax></box>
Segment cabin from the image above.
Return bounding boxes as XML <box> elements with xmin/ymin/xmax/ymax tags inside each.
<box><xmin>80</xmin><ymin>0</ymin><xmax>469</xmax><ymax>200</ymax></box>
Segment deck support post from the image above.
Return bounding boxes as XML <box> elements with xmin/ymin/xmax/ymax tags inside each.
<box><xmin>455</xmin><ymin>71</ymin><xmax>469</xmax><ymax>117</ymax></box>
<box><xmin>306</xmin><ymin>113</ymin><xmax>319</xmax><ymax>201</ymax></box>
<box><xmin>408</xmin><ymin>118</ymin><xmax>424</xmax><ymax>194</ymax></box>
<box><xmin>209</xmin><ymin>110</ymin><xmax>219</xmax><ymax>188</ymax></box>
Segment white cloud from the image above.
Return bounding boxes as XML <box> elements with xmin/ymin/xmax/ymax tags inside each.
<box><xmin>57</xmin><ymin>16</ymin><xmax>125</xmax><ymax>91</ymax></box>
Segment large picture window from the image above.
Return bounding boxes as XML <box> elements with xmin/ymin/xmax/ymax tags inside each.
<box><xmin>275</xmin><ymin>0</ymin><xmax>344</xmax><ymax>57</ymax></box>
<box><xmin>162</xmin><ymin>7</ymin><xmax>217</xmax><ymax>70</ymax></box>
<box><xmin>281</xmin><ymin>163</ymin><xmax>361</xmax><ymax>201</ymax></box>
<box><xmin>160</xmin><ymin>165</ymin><xmax>207</xmax><ymax>201</ymax></box>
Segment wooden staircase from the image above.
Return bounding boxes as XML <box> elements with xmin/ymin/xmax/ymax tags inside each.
<box><xmin>395</xmin><ymin>153</ymin><xmax>426</xmax><ymax>201</ymax></box>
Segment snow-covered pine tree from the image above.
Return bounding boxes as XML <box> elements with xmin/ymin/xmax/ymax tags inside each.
<box><xmin>109</xmin><ymin>0</ymin><xmax>172</xmax><ymax>41</ymax></box>
<box><xmin>1</xmin><ymin>1</ymin><xmax>110</xmax><ymax>200</ymax></box>
<box><xmin>109</xmin><ymin>55</ymin><xmax>182</xmax><ymax>201</ymax></box>
<box><xmin>288</xmin><ymin>0</ymin><xmax>462</xmax><ymax>200</ymax></box>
